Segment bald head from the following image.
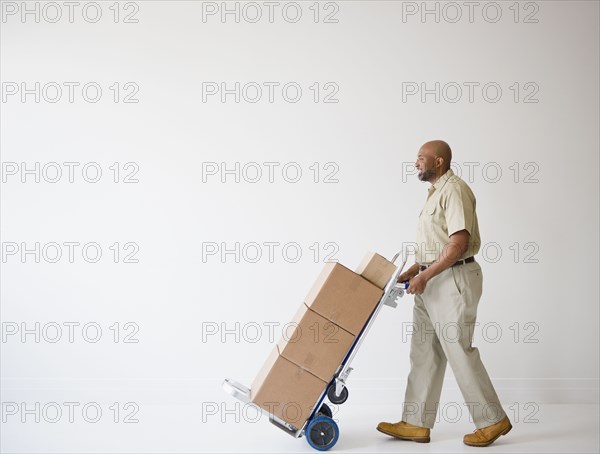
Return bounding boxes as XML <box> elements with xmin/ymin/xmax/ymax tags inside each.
<box><xmin>420</xmin><ymin>140</ymin><xmax>452</xmax><ymax>171</ymax></box>
<box><xmin>415</xmin><ymin>140</ymin><xmax>453</xmax><ymax>183</ymax></box>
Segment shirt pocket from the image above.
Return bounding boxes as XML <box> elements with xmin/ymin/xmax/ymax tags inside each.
<box><xmin>424</xmin><ymin>203</ymin><xmax>436</xmax><ymax>215</ymax></box>
<box><xmin>423</xmin><ymin>203</ymin><xmax>437</xmax><ymax>231</ymax></box>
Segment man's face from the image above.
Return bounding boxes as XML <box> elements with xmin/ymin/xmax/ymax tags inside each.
<box><xmin>415</xmin><ymin>147</ymin><xmax>436</xmax><ymax>182</ymax></box>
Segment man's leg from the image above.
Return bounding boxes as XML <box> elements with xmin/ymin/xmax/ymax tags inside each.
<box><xmin>423</xmin><ymin>262</ymin><xmax>506</xmax><ymax>429</ymax></box>
<box><xmin>402</xmin><ymin>293</ymin><xmax>448</xmax><ymax>429</ymax></box>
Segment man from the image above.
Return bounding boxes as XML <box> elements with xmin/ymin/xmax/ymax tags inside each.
<box><xmin>376</xmin><ymin>140</ymin><xmax>511</xmax><ymax>447</ymax></box>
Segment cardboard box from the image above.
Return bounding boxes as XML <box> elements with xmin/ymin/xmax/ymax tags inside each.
<box><xmin>277</xmin><ymin>303</ymin><xmax>355</xmax><ymax>382</ymax></box>
<box><xmin>305</xmin><ymin>262</ymin><xmax>383</xmax><ymax>335</ymax></box>
<box><xmin>250</xmin><ymin>259</ymin><xmax>385</xmax><ymax>428</ymax></box>
<box><xmin>251</xmin><ymin>346</ymin><xmax>327</xmax><ymax>428</ymax></box>
<box><xmin>356</xmin><ymin>252</ymin><xmax>397</xmax><ymax>289</ymax></box>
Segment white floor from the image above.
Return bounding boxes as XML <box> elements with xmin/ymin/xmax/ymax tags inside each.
<box><xmin>2</xmin><ymin>403</ymin><xmax>598</xmax><ymax>453</ymax></box>
<box><xmin>208</xmin><ymin>403</ymin><xmax>599</xmax><ymax>453</ymax></box>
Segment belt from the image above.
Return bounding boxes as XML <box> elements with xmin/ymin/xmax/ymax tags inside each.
<box><xmin>419</xmin><ymin>256</ymin><xmax>474</xmax><ymax>272</ymax></box>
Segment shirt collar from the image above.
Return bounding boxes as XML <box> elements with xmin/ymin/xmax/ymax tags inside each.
<box><xmin>428</xmin><ymin>168</ymin><xmax>455</xmax><ymax>194</ymax></box>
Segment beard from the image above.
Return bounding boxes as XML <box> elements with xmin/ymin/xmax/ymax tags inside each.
<box><xmin>418</xmin><ymin>168</ymin><xmax>435</xmax><ymax>182</ymax></box>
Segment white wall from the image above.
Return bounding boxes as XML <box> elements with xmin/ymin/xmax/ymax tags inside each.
<box><xmin>1</xmin><ymin>1</ymin><xmax>598</xmax><ymax>451</ymax></box>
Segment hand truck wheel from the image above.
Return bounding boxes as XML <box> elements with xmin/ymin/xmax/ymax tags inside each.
<box><xmin>305</xmin><ymin>415</ymin><xmax>339</xmax><ymax>451</ymax></box>
<box><xmin>327</xmin><ymin>384</ymin><xmax>349</xmax><ymax>405</ymax></box>
<box><xmin>317</xmin><ymin>403</ymin><xmax>333</xmax><ymax>418</ymax></box>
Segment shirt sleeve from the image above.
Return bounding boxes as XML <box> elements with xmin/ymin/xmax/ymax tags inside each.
<box><xmin>444</xmin><ymin>184</ymin><xmax>476</xmax><ymax>237</ymax></box>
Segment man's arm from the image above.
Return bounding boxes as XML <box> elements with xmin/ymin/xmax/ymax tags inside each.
<box><xmin>406</xmin><ymin>229</ymin><xmax>470</xmax><ymax>295</ymax></box>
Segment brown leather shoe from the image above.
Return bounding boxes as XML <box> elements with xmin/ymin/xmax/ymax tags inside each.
<box><xmin>376</xmin><ymin>420</ymin><xmax>430</xmax><ymax>443</ymax></box>
<box><xmin>463</xmin><ymin>416</ymin><xmax>512</xmax><ymax>447</ymax></box>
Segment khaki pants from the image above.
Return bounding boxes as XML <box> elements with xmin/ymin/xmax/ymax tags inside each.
<box><xmin>402</xmin><ymin>260</ymin><xmax>506</xmax><ymax>429</ymax></box>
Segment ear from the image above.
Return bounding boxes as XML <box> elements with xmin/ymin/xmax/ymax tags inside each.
<box><xmin>436</xmin><ymin>156</ymin><xmax>444</xmax><ymax>169</ymax></box>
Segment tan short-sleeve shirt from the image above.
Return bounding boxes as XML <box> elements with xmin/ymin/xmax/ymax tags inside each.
<box><xmin>415</xmin><ymin>169</ymin><xmax>481</xmax><ymax>264</ymax></box>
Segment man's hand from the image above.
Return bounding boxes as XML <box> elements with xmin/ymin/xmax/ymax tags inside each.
<box><xmin>407</xmin><ymin>272</ymin><xmax>429</xmax><ymax>295</ymax></box>
<box><xmin>405</xmin><ymin>230</ymin><xmax>470</xmax><ymax>295</ymax></box>
<box><xmin>397</xmin><ymin>263</ymin><xmax>420</xmax><ymax>284</ymax></box>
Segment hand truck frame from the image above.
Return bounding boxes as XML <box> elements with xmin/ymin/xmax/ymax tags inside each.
<box><xmin>223</xmin><ymin>250</ymin><xmax>409</xmax><ymax>451</ymax></box>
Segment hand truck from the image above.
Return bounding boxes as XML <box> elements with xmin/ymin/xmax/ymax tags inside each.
<box><xmin>223</xmin><ymin>251</ymin><xmax>409</xmax><ymax>451</ymax></box>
